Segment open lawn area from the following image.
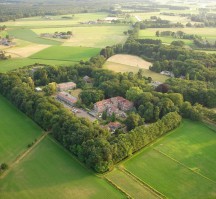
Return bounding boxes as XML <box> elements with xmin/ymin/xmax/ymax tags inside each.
<box><xmin>0</xmin><ymin>95</ymin><xmax>42</xmax><ymax>164</ymax></box>
<box><xmin>104</xmin><ymin>54</ymin><xmax>168</xmax><ymax>82</ymax></box>
<box><xmin>30</xmin><ymin>46</ymin><xmax>100</xmax><ymax>62</ymax></box>
<box><xmin>123</xmin><ymin>120</ymin><xmax>216</xmax><ymax>199</ymax></box>
<box><xmin>0</xmin><ymin>58</ymin><xmax>75</xmax><ymax>73</ymax></box>
<box><xmin>139</xmin><ymin>28</ymin><xmax>216</xmax><ymax>45</ymax></box>
<box><xmin>0</xmin><ymin>137</ymin><xmax>125</xmax><ymax>199</ymax></box>
<box><xmin>32</xmin><ymin>26</ymin><xmax>129</xmax><ymax>48</ymax></box>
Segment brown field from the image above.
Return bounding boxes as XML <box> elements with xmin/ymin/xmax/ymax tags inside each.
<box><xmin>104</xmin><ymin>62</ymin><xmax>168</xmax><ymax>82</ymax></box>
<box><xmin>5</xmin><ymin>44</ymin><xmax>50</xmax><ymax>58</ymax></box>
<box><xmin>107</xmin><ymin>54</ymin><xmax>152</xmax><ymax>69</ymax></box>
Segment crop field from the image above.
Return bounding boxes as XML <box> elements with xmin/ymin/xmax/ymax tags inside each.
<box><xmin>3</xmin><ymin>13</ymin><xmax>108</xmax><ymax>28</ymax></box>
<box><xmin>139</xmin><ymin>28</ymin><xmax>216</xmax><ymax>45</ymax></box>
<box><xmin>0</xmin><ymin>58</ymin><xmax>75</xmax><ymax>73</ymax></box>
<box><xmin>0</xmin><ymin>137</ymin><xmax>124</xmax><ymax>199</ymax></box>
<box><xmin>33</xmin><ymin>26</ymin><xmax>128</xmax><ymax>48</ymax></box>
<box><xmin>8</xmin><ymin>29</ymin><xmax>62</xmax><ymax>45</ymax></box>
<box><xmin>123</xmin><ymin>120</ymin><xmax>216</xmax><ymax>199</ymax></box>
<box><xmin>104</xmin><ymin>54</ymin><xmax>168</xmax><ymax>82</ymax></box>
<box><xmin>30</xmin><ymin>46</ymin><xmax>100</xmax><ymax>62</ymax></box>
<box><xmin>106</xmin><ymin>169</ymin><xmax>160</xmax><ymax>199</ymax></box>
<box><xmin>5</xmin><ymin>44</ymin><xmax>50</xmax><ymax>58</ymax></box>
<box><xmin>0</xmin><ymin>95</ymin><xmax>42</xmax><ymax>164</ymax></box>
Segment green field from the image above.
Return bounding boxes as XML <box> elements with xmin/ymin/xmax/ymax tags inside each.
<box><xmin>0</xmin><ymin>95</ymin><xmax>42</xmax><ymax>164</ymax></box>
<box><xmin>0</xmin><ymin>137</ymin><xmax>125</xmax><ymax>199</ymax></box>
<box><xmin>32</xmin><ymin>26</ymin><xmax>128</xmax><ymax>48</ymax></box>
<box><xmin>106</xmin><ymin>169</ymin><xmax>159</xmax><ymax>199</ymax></box>
<box><xmin>3</xmin><ymin>12</ymin><xmax>108</xmax><ymax>28</ymax></box>
<box><xmin>139</xmin><ymin>28</ymin><xmax>216</xmax><ymax>45</ymax></box>
<box><xmin>8</xmin><ymin>29</ymin><xmax>62</xmax><ymax>45</ymax></box>
<box><xmin>123</xmin><ymin>120</ymin><xmax>216</xmax><ymax>199</ymax></box>
<box><xmin>30</xmin><ymin>46</ymin><xmax>100</xmax><ymax>62</ymax></box>
<box><xmin>104</xmin><ymin>61</ymin><xmax>168</xmax><ymax>82</ymax></box>
<box><xmin>0</xmin><ymin>58</ymin><xmax>75</xmax><ymax>73</ymax></box>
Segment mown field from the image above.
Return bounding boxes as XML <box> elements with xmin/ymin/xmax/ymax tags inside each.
<box><xmin>30</xmin><ymin>46</ymin><xmax>100</xmax><ymax>62</ymax></box>
<box><xmin>33</xmin><ymin>25</ymin><xmax>128</xmax><ymax>48</ymax></box>
<box><xmin>0</xmin><ymin>137</ymin><xmax>125</xmax><ymax>199</ymax></box>
<box><xmin>104</xmin><ymin>54</ymin><xmax>168</xmax><ymax>82</ymax></box>
<box><xmin>139</xmin><ymin>28</ymin><xmax>216</xmax><ymax>45</ymax></box>
<box><xmin>106</xmin><ymin>169</ymin><xmax>160</xmax><ymax>199</ymax></box>
<box><xmin>123</xmin><ymin>120</ymin><xmax>216</xmax><ymax>199</ymax></box>
<box><xmin>0</xmin><ymin>95</ymin><xmax>42</xmax><ymax>164</ymax></box>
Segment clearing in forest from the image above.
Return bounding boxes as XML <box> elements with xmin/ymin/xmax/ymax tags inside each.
<box><xmin>104</xmin><ymin>54</ymin><xmax>168</xmax><ymax>82</ymax></box>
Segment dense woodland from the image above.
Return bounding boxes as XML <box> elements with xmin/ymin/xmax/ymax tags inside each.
<box><xmin>0</xmin><ymin>64</ymin><xmax>182</xmax><ymax>172</ymax></box>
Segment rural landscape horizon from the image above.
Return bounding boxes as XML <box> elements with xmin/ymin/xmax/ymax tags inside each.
<box><xmin>0</xmin><ymin>0</ymin><xmax>216</xmax><ymax>198</ymax></box>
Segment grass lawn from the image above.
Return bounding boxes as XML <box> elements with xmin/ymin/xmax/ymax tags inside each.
<box><xmin>0</xmin><ymin>58</ymin><xmax>75</xmax><ymax>73</ymax></box>
<box><xmin>0</xmin><ymin>95</ymin><xmax>43</xmax><ymax>164</ymax></box>
<box><xmin>69</xmin><ymin>89</ymin><xmax>82</xmax><ymax>98</ymax></box>
<box><xmin>123</xmin><ymin>120</ymin><xmax>216</xmax><ymax>199</ymax></box>
<box><xmin>104</xmin><ymin>61</ymin><xmax>168</xmax><ymax>82</ymax></box>
<box><xmin>8</xmin><ymin>29</ymin><xmax>62</xmax><ymax>45</ymax></box>
<box><xmin>32</xmin><ymin>26</ymin><xmax>129</xmax><ymax>48</ymax></box>
<box><xmin>30</xmin><ymin>46</ymin><xmax>100</xmax><ymax>62</ymax></box>
<box><xmin>106</xmin><ymin>169</ymin><xmax>159</xmax><ymax>199</ymax></box>
<box><xmin>139</xmin><ymin>28</ymin><xmax>216</xmax><ymax>45</ymax></box>
<box><xmin>0</xmin><ymin>137</ymin><xmax>125</xmax><ymax>199</ymax></box>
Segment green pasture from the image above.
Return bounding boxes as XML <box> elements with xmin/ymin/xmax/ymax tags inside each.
<box><xmin>32</xmin><ymin>25</ymin><xmax>129</xmax><ymax>48</ymax></box>
<box><xmin>139</xmin><ymin>28</ymin><xmax>216</xmax><ymax>45</ymax></box>
<box><xmin>0</xmin><ymin>137</ymin><xmax>124</xmax><ymax>199</ymax></box>
<box><xmin>106</xmin><ymin>169</ymin><xmax>159</xmax><ymax>199</ymax></box>
<box><xmin>104</xmin><ymin>61</ymin><xmax>168</xmax><ymax>82</ymax></box>
<box><xmin>8</xmin><ymin>29</ymin><xmax>62</xmax><ymax>45</ymax></box>
<box><xmin>0</xmin><ymin>58</ymin><xmax>75</xmax><ymax>73</ymax></box>
<box><xmin>124</xmin><ymin>120</ymin><xmax>216</xmax><ymax>199</ymax></box>
<box><xmin>30</xmin><ymin>46</ymin><xmax>100</xmax><ymax>62</ymax></box>
<box><xmin>0</xmin><ymin>95</ymin><xmax>42</xmax><ymax>164</ymax></box>
<box><xmin>2</xmin><ymin>12</ymin><xmax>108</xmax><ymax>28</ymax></box>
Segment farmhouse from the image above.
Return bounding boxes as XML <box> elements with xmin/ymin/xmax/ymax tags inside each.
<box><xmin>83</xmin><ymin>75</ymin><xmax>92</xmax><ymax>83</ymax></box>
<box><xmin>57</xmin><ymin>82</ymin><xmax>76</xmax><ymax>91</ymax></box>
<box><xmin>160</xmin><ymin>71</ymin><xmax>174</xmax><ymax>77</ymax></box>
<box><xmin>0</xmin><ymin>38</ymin><xmax>16</xmax><ymax>46</ymax></box>
<box><xmin>57</xmin><ymin>92</ymin><xmax>77</xmax><ymax>106</ymax></box>
<box><xmin>94</xmin><ymin>96</ymin><xmax>133</xmax><ymax>116</ymax></box>
<box><xmin>107</xmin><ymin>122</ymin><xmax>122</xmax><ymax>133</ymax></box>
<box><xmin>40</xmin><ymin>32</ymin><xmax>72</xmax><ymax>39</ymax></box>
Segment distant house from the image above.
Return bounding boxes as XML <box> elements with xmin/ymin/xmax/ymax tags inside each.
<box><xmin>94</xmin><ymin>96</ymin><xmax>133</xmax><ymax>117</ymax></box>
<box><xmin>35</xmin><ymin>87</ymin><xmax>42</xmax><ymax>92</ymax></box>
<box><xmin>160</xmin><ymin>71</ymin><xmax>174</xmax><ymax>77</ymax></box>
<box><xmin>83</xmin><ymin>75</ymin><xmax>92</xmax><ymax>83</ymax></box>
<box><xmin>57</xmin><ymin>92</ymin><xmax>77</xmax><ymax>106</ymax></box>
<box><xmin>151</xmin><ymin>81</ymin><xmax>162</xmax><ymax>88</ymax></box>
<box><xmin>107</xmin><ymin>122</ymin><xmax>122</xmax><ymax>133</ymax></box>
<box><xmin>57</xmin><ymin>82</ymin><xmax>76</xmax><ymax>91</ymax></box>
